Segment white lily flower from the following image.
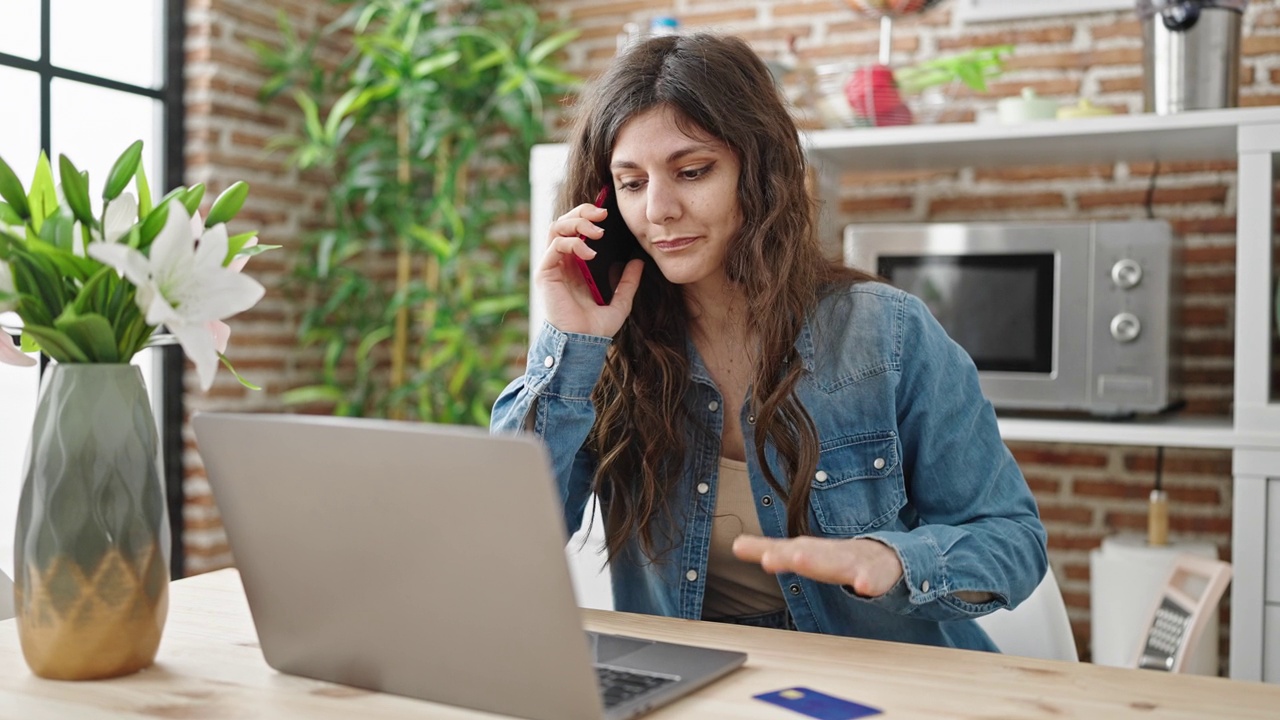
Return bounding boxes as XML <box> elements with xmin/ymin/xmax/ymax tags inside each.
<box><xmin>0</xmin><ymin>331</ymin><xmax>33</xmax><ymax>367</ymax></box>
<box><xmin>89</xmin><ymin>204</ymin><xmax>265</xmax><ymax>391</ymax></box>
<box><xmin>101</xmin><ymin>193</ymin><xmax>139</xmax><ymax>244</ymax></box>
<box><xmin>72</xmin><ymin>192</ymin><xmax>139</xmax><ymax>258</ymax></box>
<box><xmin>0</xmin><ymin>261</ymin><xmax>35</xmax><ymax>367</ymax></box>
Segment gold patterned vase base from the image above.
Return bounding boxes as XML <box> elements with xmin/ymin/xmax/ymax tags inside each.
<box><xmin>16</xmin><ymin>544</ymin><xmax>169</xmax><ymax>680</ymax></box>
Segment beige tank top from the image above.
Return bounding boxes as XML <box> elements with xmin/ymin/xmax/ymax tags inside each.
<box><xmin>701</xmin><ymin>457</ymin><xmax>787</xmax><ymax>619</ymax></box>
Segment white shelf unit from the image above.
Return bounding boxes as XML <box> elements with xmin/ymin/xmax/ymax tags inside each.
<box><xmin>529</xmin><ymin>106</ymin><xmax>1280</xmax><ymax>677</ymax></box>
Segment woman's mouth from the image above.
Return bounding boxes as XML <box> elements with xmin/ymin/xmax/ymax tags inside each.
<box><xmin>651</xmin><ymin>236</ymin><xmax>698</xmax><ymax>252</ymax></box>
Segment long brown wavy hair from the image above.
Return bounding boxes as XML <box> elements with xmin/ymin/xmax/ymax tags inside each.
<box><xmin>558</xmin><ymin>34</ymin><xmax>874</xmax><ymax>563</ymax></box>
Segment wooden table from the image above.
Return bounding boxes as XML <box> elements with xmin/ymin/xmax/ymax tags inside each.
<box><xmin>1</xmin><ymin>569</ymin><xmax>1277</xmax><ymax>719</ymax></box>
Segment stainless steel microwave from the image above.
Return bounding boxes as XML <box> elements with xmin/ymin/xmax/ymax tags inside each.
<box><xmin>844</xmin><ymin>221</ymin><xmax>1177</xmax><ymax>416</ymax></box>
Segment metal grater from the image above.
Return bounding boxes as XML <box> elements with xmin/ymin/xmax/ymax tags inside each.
<box><xmin>1137</xmin><ymin>598</ymin><xmax>1193</xmax><ymax>671</ymax></box>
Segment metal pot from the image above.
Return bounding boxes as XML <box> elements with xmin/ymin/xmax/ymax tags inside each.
<box><xmin>1137</xmin><ymin>0</ymin><xmax>1247</xmax><ymax>114</ymax></box>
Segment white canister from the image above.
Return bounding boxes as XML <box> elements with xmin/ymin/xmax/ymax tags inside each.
<box><xmin>997</xmin><ymin>88</ymin><xmax>1059</xmax><ymax>125</ymax></box>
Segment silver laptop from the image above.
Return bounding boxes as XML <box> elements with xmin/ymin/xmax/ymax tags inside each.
<box><xmin>193</xmin><ymin>412</ymin><xmax>746</xmax><ymax>720</ymax></box>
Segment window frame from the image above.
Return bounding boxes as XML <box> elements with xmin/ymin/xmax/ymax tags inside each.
<box><xmin>0</xmin><ymin>0</ymin><xmax>187</xmax><ymax>579</ymax></box>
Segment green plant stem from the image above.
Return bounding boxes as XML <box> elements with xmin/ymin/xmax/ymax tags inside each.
<box><xmin>389</xmin><ymin>105</ymin><xmax>412</xmax><ymax>420</ymax></box>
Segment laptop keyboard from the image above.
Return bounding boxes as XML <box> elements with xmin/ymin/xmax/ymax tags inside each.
<box><xmin>595</xmin><ymin>665</ymin><xmax>678</xmax><ymax>709</ymax></box>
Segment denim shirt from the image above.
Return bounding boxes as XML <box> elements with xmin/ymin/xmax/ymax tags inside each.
<box><xmin>491</xmin><ymin>282</ymin><xmax>1048</xmax><ymax>651</ymax></box>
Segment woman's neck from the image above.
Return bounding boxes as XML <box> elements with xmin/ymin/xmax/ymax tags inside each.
<box><xmin>685</xmin><ymin>277</ymin><xmax>750</xmax><ymax>346</ymax></box>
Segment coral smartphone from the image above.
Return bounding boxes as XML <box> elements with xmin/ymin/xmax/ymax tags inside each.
<box><xmin>572</xmin><ymin>185</ymin><xmax>641</xmax><ymax>305</ymax></box>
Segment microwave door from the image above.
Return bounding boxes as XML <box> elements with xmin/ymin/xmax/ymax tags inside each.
<box><xmin>844</xmin><ymin>223</ymin><xmax>1095</xmax><ymax>412</ymax></box>
<box><xmin>877</xmin><ymin>254</ymin><xmax>1054</xmax><ymax>375</ymax></box>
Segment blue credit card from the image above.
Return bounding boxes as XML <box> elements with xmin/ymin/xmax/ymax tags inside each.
<box><xmin>753</xmin><ymin>687</ymin><xmax>882</xmax><ymax>720</ymax></box>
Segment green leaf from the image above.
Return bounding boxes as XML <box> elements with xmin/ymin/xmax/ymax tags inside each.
<box><xmin>135</xmin><ymin>161</ymin><xmax>152</xmax><ymax>217</ymax></box>
<box><xmin>496</xmin><ymin>69</ymin><xmax>526</xmax><ymax>96</ymax></box>
<box><xmin>71</xmin><ymin>266</ymin><xmax>120</xmax><ymax>315</ymax></box>
<box><xmin>27</xmin><ymin>153</ymin><xmax>57</xmax><ymax>234</ymax></box>
<box><xmin>27</xmin><ymin>233</ymin><xmax>97</xmax><ymax>280</ymax></box>
<box><xmin>957</xmin><ymin>63</ymin><xmax>986</xmax><ymax>92</ymax></box>
<box><xmin>205</xmin><ymin>181</ymin><xmax>250</xmax><ymax>227</ymax></box>
<box><xmin>57</xmin><ymin>155</ymin><xmax>97</xmax><ymax>228</ymax></box>
<box><xmin>294</xmin><ymin>91</ymin><xmax>324</xmax><ymax>141</ymax></box>
<box><xmin>468</xmin><ymin>294</ymin><xmax>525</xmax><ymax>318</ymax></box>
<box><xmin>181</xmin><ymin>184</ymin><xmax>206</xmax><ymax>216</ymax></box>
<box><xmin>0</xmin><ymin>202</ymin><xmax>21</xmax><ymax>226</ymax></box>
<box><xmin>411</xmin><ymin>50</ymin><xmax>461</xmax><ymax>79</ymax></box>
<box><xmin>355</xmin><ymin>325</ymin><xmax>393</xmax><ymax>367</ymax></box>
<box><xmin>528</xmin><ymin>29</ymin><xmax>579</xmax><ymax>65</ymax></box>
<box><xmin>10</xmin><ymin>245</ymin><xmax>69</xmax><ymax>316</ymax></box>
<box><xmin>19</xmin><ymin>324</ymin><xmax>90</xmax><ymax>363</ymax></box>
<box><xmin>37</xmin><ymin>214</ymin><xmax>76</xmax><ymax>253</ymax></box>
<box><xmin>282</xmin><ymin>384</ymin><xmax>346</xmax><ymax>405</ymax></box>
<box><xmin>0</xmin><ymin>155</ymin><xmax>30</xmax><ymax>218</ymax></box>
<box><xmin>233</xmin><ymin>243</ymin><xmax>280</xmax><ymax>260</ymax></box>
<box><xmin>139</xmin><ymin>200</ymin><xmax>171</xmax><ymax>247</ymax></box>
<box><xmin>218</xmin><ymin>353</ymin><xmax>261</xmax><ymax>391</ymax></box>
<box><xmin>348</xmin><ymin>83</ymin><xmax>396</xmax><ymax>117</ymax></box>
<box><xmin>471</xmin><ymin>48</ymin><xmax>506</xmax><ymax>73</ymax></box>
<box><xmin>103</xmin><ymin>140</ymin><xmax>144</xmax><ymax>201</ymax></box>
<box><xmin>323</xmin><ymin>88</ymin><xmax>361</xmax><ymax>141</ymax></box>
<box><xmin>408</xmin><ymin>224</ymin><xmax>452</xmax><ymax>259</ymax></box>
<box><xmin>225</xmin><ymin>231</ymin><xmax>260</xmax><ymax>264</ymax></box>
<box><xmin>529</xmin><ymin>66</ymin><xmax>581</xmax><ymax>88</ymax></box>
<box><xmin>55</xmin><ymin>312</ymin><xmax>119</xmax><ymax>363</ymax></box>
<box><xmin>19</xmin><ymin>331</ymin><xmax>40</xmax><ymax>353</ymax></box>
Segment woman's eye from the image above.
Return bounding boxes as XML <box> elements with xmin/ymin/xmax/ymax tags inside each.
<box><xmin>618</xmin><ymin>180</ymin><xmax>645</xmax><ymax>192</ymax></box>
<box><xmin>680</xmin><ymin>164</ymin><xmax>713</xmax><ymax>180</ymax></box>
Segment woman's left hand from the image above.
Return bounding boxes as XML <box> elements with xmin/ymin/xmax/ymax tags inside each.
<box><xmin>732</xmin><ymin>535</ymin><xmax>904</xmax><ymax>598</ymax></box>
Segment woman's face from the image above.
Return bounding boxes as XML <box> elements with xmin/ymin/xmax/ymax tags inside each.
<box><xmin>609</xmin><ymin>105</ymin><xmax>743</xmax><ymax>292</ymax></box>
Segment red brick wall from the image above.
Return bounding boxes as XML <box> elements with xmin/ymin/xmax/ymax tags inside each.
<box><xmin>183</xmin><ymin>0</ymin><xmax>344</xmax><ymax>573</ymax></box>
<box><xmin>186</xmin><ymin>0</ymin><xmax>1279</xmax><ymax>671</ymax></box>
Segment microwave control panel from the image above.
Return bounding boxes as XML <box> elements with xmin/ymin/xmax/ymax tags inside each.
<box><xmin>1089</xmin><ymin>221</ymin><xmax>1174</xmax><ymax>413</ymax></box>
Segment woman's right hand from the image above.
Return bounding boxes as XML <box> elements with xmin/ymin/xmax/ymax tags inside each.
<box><xmin>538</xmin><ymin>203</ymin><xmax>645</xmax><ymax>338</ymax></box>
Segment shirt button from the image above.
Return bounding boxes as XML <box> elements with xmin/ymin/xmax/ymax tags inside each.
<box><xmin>686</xmin><ymin>570</ymin><xmax>698</xmax><ymax>582</ymax></box>
<box><xmin>708</xmin><ymin>400</ymin><xmax>719</xmax><ymax>412</ymax></box>
<box><xmin>789</xmin><ymin>583</ymin><xmax>801</xmax><ymax>595</ymax></box>
<box><xmin>696</xmin><ymin>482</ymin><xmax>710</xmax><ymax>494</ymax></box>
<box><xmin>814</xmin><ymin>470</ymin><xmax>828</xmax><ymax>483</ymax></box>
<box><xmin>921</xmin><ymin>580</ymin><xmax>931</xmax><ymax>593</ymax></box>
<box><xmin>761</xmin><ymin>495</ymin><xmax>772</xmax><ymax>506</ymax></box>
<box><xmin>542</xmin><ymin>356</ymin><xmax>554</xmax><ymax>368</ymax></box>
<box><xmin>873</xmin><ymin>457</ymin><xmax>886</xmax><ymax>470</ymax></box>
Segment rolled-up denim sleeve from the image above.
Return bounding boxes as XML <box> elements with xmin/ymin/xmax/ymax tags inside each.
<box><xmin>491</xmin><ymin>321</ymin><xmax>611</xmax><ymax>537</ymax></box>
<box><xmin>846</xmin><ymin>293</ymin><xmax>1048</xmax><ymax>621</ymax></box>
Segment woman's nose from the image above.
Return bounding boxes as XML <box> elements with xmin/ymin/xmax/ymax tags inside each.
<box><xmin>645</xmin><ymin>180</ymin><xmax>681</xmax><ymax>226</ymax></box>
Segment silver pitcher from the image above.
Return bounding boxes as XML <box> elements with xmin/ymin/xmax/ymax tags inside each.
<box><xmin>1138</xmin><ymin>0</ymin><xmax>1247</xmax><ymax>114</ymax></box>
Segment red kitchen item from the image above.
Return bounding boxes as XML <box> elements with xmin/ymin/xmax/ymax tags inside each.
<box><xmin>845</xmin><ymin>64</ymin><xmax>913</xmax><ymax>126</ymax></box>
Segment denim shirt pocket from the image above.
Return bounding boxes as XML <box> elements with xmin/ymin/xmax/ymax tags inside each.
<box><xmin>809</xmin><ymin>431</ymin><xmax>905</xmax><ymax>536</ymax></box>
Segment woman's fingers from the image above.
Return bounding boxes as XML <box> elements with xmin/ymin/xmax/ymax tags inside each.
<box><xmin>550</xmin><ymin>204</ymin><xmax>607</xmax><ymax>240</ymax></box>
<box><xmin>540</xmin><ymin>206</ymin><xmax>610</xmax><ymax>273</ymax></box>
<box><xmin>732</xmin><ymin>534</ymin><xmax>904</xmax><ymax>596</ymax></box>
<box><xmin>606</xmin><ymin>259</ymin><xmax>646</xmax><ymax>310</ymax></box>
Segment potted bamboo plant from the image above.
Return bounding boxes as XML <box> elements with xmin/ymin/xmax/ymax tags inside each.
<box><xmin>255</xmin><ymin>0</ymin><xmax>579</xmax><ymax>423</ymax></box>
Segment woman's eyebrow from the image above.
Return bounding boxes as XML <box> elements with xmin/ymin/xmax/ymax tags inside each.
<box><xmin>610</xmin><ymin>144</ymin><xmax>719</xmax><ymax>170</ymax></box>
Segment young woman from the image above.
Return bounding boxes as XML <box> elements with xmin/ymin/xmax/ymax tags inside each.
<box><xmin>491</xmin><ymin>33</ymin><xmax>1047</xmax><ymax>651</ymax></box>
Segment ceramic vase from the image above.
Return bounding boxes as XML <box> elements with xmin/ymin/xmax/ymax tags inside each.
<box><xmin>13</xmin><ymin>363</ymin><xmax>170</xmax><ymax>680</ymax></box>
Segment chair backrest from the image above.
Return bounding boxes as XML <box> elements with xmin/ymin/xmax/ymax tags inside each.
<box><xmin>1132</xmin><ymin>554</ymin><xmax>1232</xmax><ymax>673</ymax></box>
<box><xmin>974</xmin><ymin>564</ymin><xmax>1078</xmax><ymax>662</ymax></box>
<box><xmin>0</xmin><ymin>568</ymin><xmax>13</xmax><ymax>621</ymax></box>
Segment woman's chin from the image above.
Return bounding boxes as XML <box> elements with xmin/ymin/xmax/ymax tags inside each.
<box><xmin>653</xmin><ymin>261</ymin><xmax>711</xmax><ymax>287</ymax></box>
